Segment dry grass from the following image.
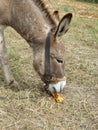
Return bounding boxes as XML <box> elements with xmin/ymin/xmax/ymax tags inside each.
<box><xmin>0</xmin><ymin>0</ymin><xmax>98</xmax><ymax>130</ymax></box>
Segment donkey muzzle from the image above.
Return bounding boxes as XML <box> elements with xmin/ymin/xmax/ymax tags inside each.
<box><xmin>45</xmin><ymin>79</ymin><xmax>66</xmax><ymax>93</ymax></box>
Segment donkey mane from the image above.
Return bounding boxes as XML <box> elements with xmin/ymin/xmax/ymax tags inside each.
<box><xmin>33</xmin><ymin>0</ymin><xmax>56</xmax><ymax>26</ymax></box>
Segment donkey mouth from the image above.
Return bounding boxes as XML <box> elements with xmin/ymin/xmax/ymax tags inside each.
<box><xmin>45</xmin><ymin>77</ymin><xmax>66</xmax><ymax>93</ymax></box>
<box><xmin>47</xmin><ymin>81</ymin><xmax>66</xmax><ymax>93</ymax></box>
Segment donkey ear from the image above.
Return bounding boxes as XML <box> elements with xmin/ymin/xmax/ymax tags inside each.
<box><xmin>54</xmin><ymin>13</ymin><xmax>72</xmax><ymax>38</ymax></box>
<box><xmin>53</xmin><ymin>10</ymin><xmax>60</xmax><ymax>21</ymax></box>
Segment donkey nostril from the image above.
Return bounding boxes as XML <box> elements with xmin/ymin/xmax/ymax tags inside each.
<box><xmin>57</xmin><ymin>59</ymin><xmax>63</xmax><ymax>64</ymax></box>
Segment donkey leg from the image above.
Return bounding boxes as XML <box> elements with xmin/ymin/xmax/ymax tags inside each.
<box><xmin>0</xmin><ymin>26</ymin><xmax>19</xmax><ymax>89</ymax></box>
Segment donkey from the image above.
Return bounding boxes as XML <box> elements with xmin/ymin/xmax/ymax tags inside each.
<box><xmin>0</xmin><ymin>0</ymin><xmax>72</xmax><ymax>96</ymax></box>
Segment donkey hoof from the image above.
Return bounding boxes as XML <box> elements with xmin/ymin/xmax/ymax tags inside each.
<box><xmin>8</xmin><ymin>80</ymin><xmax>20</xmax><ymax>90</ymax></box>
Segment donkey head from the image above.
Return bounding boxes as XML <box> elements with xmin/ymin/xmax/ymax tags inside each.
<box><xmin>33</xmin><ymin>13</ymin><xmax>72</xmax><ymax>94</ymax></box>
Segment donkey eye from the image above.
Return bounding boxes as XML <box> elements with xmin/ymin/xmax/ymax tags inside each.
<box><xmin>56</xmin><ymin>59</ymin><xmax>63</xmax><ymax>64</ymax></box>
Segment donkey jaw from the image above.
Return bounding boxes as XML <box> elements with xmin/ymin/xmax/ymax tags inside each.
<box><xmin>45</xmin><ymin>78</ymin><xmax>66</xmax><ymax>93</ymax></box>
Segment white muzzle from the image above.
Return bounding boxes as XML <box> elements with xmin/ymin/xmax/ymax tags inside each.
<box><xmin>46</xmin><ymin>80</ymin><xmax>66</xmax><ymax>93</ymax></box>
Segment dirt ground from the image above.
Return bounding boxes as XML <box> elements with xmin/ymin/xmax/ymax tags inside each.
<box><xmin>0</xmin><ymin>0</ymin><xmax>98</xmax><ymax>130</ymax></box>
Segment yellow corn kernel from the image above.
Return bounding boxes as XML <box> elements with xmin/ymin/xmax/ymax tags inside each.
<box><xmin>52</xmin><ymin>93</ymin><xmax>64</xmax><ymax>103</ymax></box>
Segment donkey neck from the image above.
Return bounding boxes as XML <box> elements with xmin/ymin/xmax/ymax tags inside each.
<box><xmin>10</xmin><ymin>0</ymin><xmax>56</xmax><ymax>44</ymax></box>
